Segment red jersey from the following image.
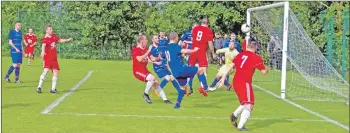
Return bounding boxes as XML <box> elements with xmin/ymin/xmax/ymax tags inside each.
<box><xmin>233</xmin><ymin>51</ymin><xmax>266</xmax><ymax>83</ymax></box>
<box><xmin>192</xmin><ymin>25</ymin><xmax>213</xmax><ymax>53</ymax></box>
<box><xmin>24</xmin><ymin>33</ymin><xmax>37</xmax><ymax>46</ymax></box>
<box><xmin>42</xmin><ymin>34</ymin><xmax>60</xmax><ymax>60</ymax></box>
<box><xmin>132</xmin><ymin>46</ymin><xmax>149</xmax><ymax>72</ymax></box>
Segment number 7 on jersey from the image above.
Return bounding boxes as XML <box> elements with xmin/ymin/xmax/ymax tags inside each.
<box><xmin>240</xmin><ymin>55</ymin><xmax>248</xmax><ymax>68</ymax></box>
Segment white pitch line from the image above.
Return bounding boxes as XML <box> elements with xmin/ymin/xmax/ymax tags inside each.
<box><xmin>209</xmin><ymin>66</ymin><xmax>349</xmax><ymax>131</ymax></box>
<box><xmin>45</xmin><ymin>112</ymin><xmax>327</xmax><ymax>122</ymax></box>
<box><xmin>41</xmin><ymin>71</ymin><xmax>94</xmax><ymax>114</ymax></box>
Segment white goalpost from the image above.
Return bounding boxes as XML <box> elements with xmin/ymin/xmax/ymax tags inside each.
<box><xmin>246</xmin><ymin>2</ymin><xmax>349</xmax><ymax>103</ymax></box>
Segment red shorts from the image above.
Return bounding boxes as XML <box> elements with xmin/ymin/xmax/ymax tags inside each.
<box><xmin>25</xmin><ymin>47</ymin><xmax>34</xmax><ymax>54</ymax></box>
<box><xmin>133</xmin><ymin>70</ymin><xmax>150</xmax><ymax>82</ymax></box>
<box><xmin>44</xmin><ymin>59</ymin><xmax>60</xmax><ymax>70</ymax></box>
<box><xmin>233</xmin><ymin>80</ymin><xmax>255</xmax><ymax>105</ymax></box>
<box><xmin>188</xmin><ymin>52</ymin><xmax>208</xmax><ymax>67</ymax></box>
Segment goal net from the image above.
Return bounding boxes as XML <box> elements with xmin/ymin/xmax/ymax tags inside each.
<box><xmin>247</xmin><ymin>2</ymin><xmax>349</xmax><ymax>103</ymax></box>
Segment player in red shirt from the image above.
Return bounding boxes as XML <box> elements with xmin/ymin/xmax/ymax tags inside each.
<box><xmin>36</xmin><ymin>24</ymin><xmax>73</xmax><ymax>94</ymax></box>
<box><xmin>189</xmin><ymin>17</ymin><xmax>216</xmax><ymax>96</ymax></box>
<box><xmin>132</xmin><ymin>34</ymin><xmax>171</xmax><ymax>104</ymax></box>
<box><xmin>217</xmin><ymin>40</ymin><xmax>268</xmax><ymax>131</ymax></box>
<box><xmin>23</xmin><ymin>28</ymin><xmax>37</xmax><ymax>66</ymax></box>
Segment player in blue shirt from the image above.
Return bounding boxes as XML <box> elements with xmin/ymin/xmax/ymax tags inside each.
<box><xmin>148</xmin><ymin>35</ymin><xmax>176</xmax><ymax>105</ymax></box>
<box><xmin>4</xmin><ymin>21</ymin><xmax>24</xmax><ymax>83</ymax></box>
<box><xmin>158</xmin><ymin>31</ymin><xmax>168</xmax><ymax>54</ymax></box>
<box><xmin>166</xmin><ymin>32</ymin><xmax>202</xmax><ymax>109</ymax></box>
<box><xmin>178</xmin><ymin>23</ymin><xmax>199</xmax><ymax>95</ymax></box>
<box><xmin>224</xmin><ymin>33</ymin><xmax>242</xmax><ymax>52</ymax></box>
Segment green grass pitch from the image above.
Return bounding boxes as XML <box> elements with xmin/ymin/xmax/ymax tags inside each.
<box><xmin>1</xmin><ymin>57</ymin><xmax>349</xmax><ymax>133</ymax></box>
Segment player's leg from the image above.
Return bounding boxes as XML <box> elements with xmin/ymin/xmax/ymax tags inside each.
<box><xmin>14</xmin><ymin>54</ymin><xmax>23</xmax><ymax>83</ymax></box>
<box><xmin>50</xmin><ymin>69</ymin><xmax>59</xmax><ymax>93</ymax></box>
<box><xmin>37</xmin><ymin>68</ymin><xmax>49</xmax><ymax>93</ymax></box>
<box><xmin>208</xmin><ymin>71</ymin><xmax>223</xmax><ymax>91</ymax></box>
<box><xmin>5</xmin><ymin>54</ymin><xmax>19</xmax><ymax>82</ymax></box>
<box><xmin>187</xmin><ymin>53</ymin><xmax>196</xmax><ymax>94</ymax></box>
<box><xmin>27</xmin><ymin>53</ymin><xmax>32</xmax><ymax>66</ymax></box>
<box><xmin>152</xmin><ymin>75</ymin><xmax>172</xmax><ymax>104</ymax></box>
<box><xmin>236</xmin><ymin>83</ymin><xmax>255</xmax><ymax>131</ymax></box>
<box><xmin>142</xmin><ymin>74</ymin><xmax>157</xmax><ymax>104</ymax></box>
<box><xmin>174</xmin><ymin>77</ymin><xmax>187</xmax><ymax>109</ymax></box>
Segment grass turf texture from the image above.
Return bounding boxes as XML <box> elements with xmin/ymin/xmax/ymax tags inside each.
<box><xmin>2</xmin><ymin>57</ymin><xmax>349</xmax><ymax>133</ymax></box>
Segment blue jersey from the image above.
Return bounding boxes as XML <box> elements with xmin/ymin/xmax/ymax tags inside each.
<box><xmin>9</xmin><ymin>29</ymin><xmax>23</xmax><ymax>53</ymax></box>
<box><xmin>224</xmin><ymin>39</ymin><xmax>242</xmax><ymax>52</ymax></box>
<box><xmin>150</xmin><ymin>44</ymin><xmax>167</xmax><ymax>68</ymax></box>
<box><xmin>159</xmin><ymin>37</ymin><xmax>168</xmax><ymax>52</ymax></box>
<box><xmin>165</xmin><ymin>43</ymin><xmax>187</xmax><ymax>77</ymax></box>
<box><xmin>180</xmin><ymin>29</ymin><xmax>193</xmax><ymax>49</ymax></box>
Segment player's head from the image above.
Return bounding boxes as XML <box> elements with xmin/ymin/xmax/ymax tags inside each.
<box><xmin>152</xmin><ymin>35</ymin><xmax>159</xmax><ymax>45</ymax></box>
<box><xmin>230</xmin><ymin>32</ymin><xmax>236</xmax><ymax>40</ymax></box>
<box><xmin>224</xmin><ymin>34</ymin><xmax>228</xmax><ymax>39</ymax></box>
<box><xmin>44</xmin><ymin>24</ymin><xmax>53</xmax><ymax>34</ymax></box>
<box><xmin>159</xmin><ymin>32</ymin><xmax>166</xmax><ymax>38</ymax></box>
<box><xmin>28</xmin><ymin>28</ymin><xmax>33</xmax><ymax>34</ymax></box>
<box><xmin>169</xmin><ymin>32</ymin><xmax>178</xmax><ymax>42</ymax></box>
<box><xmin>137</xmin><ymin>35</ymin><xmax>148</xmax><ymax>48</ymax></box>
<box><xmin>215</xmin><ymin>32</ymin><xmax>221</xmax><ymax>38</ymax></box>
<box><xmin>15</xmin><ymin>21</ymin><xmax>21</xmax><ymax>31</ymax></box>
<box><xmin>247</xmin><ymin>40</ymin><xmax>258</xmax><ymax>53</ymax></box>
<box><xmin>200</xmin><ymin>17</ymin><xmax>209</xmax><ymax>26</ymax></box>
<box><xmin>192</xmin><ymin>23</ymin><xmax>199</xmax><ymax>29</ymax></box>
<box><xmin>229</xmin><ymin>41</ymin><xmax>235</xmax><ymax>50</ymax></box>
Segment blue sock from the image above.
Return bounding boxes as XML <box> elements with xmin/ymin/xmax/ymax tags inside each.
<box><xmin>197</xmin><ymin>74</ymin><xmax>208</xmax><ymax>90</ymax></box>
<box><xmin>15</xmin><ymin>67</ymin><xmax>20</xmax><ymax>81</ymax></box>
<box><xmin>210</xmin><ymin>77</ymin><xmax>219</xmax><ymax>87</ymax></box>
<box><xmin>160</xmin><ymin>79</ymin><xmax>169</xmax><ymax>89</ymax></box>
<box><xmin>224</xmin><ymin>75</ymin><xmax>230</xmax><ymax>86</ymax></box>
<box><xmin>5</xmin><ymin>66</ymin><xmax>15</xmax><ymax>78</ymax></box>
<box><xmin>188</xmin><ymin>77</ymin><xmax>193</xmax><ymax>89</ymax></box>
<box><xmin>172</xmin><ymin>80</ymin><xmax>184</xmax><ymax>105</ymax></box>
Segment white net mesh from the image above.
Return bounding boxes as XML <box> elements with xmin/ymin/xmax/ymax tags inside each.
<box><xmin>249</xmin><ymin>4</ymin><xmax>349</xmax><ymax>102</ymax></box>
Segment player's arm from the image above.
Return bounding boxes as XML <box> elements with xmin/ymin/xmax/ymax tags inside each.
<box><xmin>32</xmin><ymin>36</ymin><xmax>37</xmax><ymax>46</ymax></box>
<box><xmin>23</xmin><ymin>37</ymin><xmax>28</xmax><ymax>46</ymax></box>
<box><xmin>208</xmin><ymin>40</ymin><xmax>215</xmax><ymax>57</ymax></box>
<box><xmin>181</xmin><ymin>47</ymin><xmax>199</xmax><ymax>54</ymax></box>
<box><xmin>178</xmin><ymin>32</ymin><xmax>187</xmax><ymax>46</ymax></box>
<box><xmin>136</xmin><ymin>48</ymin><xmax>151</xmax><ymax>62</ymax></box>
<box><xmin>41</xmin><ymin>43</ymin><xmax>46</xmax><ymax>57</ymax></box>
<box><xmin>255</xmin><ymin>57</ymin><xmax>268</xmax><ymax>75</ymax></box>
<box><xmin>215</xmin><ymin>48</ymin><xmax>228</xmax><ymax>54</ymax></box>
<box><xmin>8</xmin><ymin>32</ymin><xmax>20</xmax><ymax>52</ymax></box>
<box><xmin>149</xmin><ymin>54</ymin><xmax>160</xmax><ymax>62</ymax></box>
<box><xmin>58</xmin><ymin>38</ymin><xmax>73</xmax><ymax>43</ymax></box>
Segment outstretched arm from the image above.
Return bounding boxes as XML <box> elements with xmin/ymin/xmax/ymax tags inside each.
<box><xmin>58</xmin><ymin>38</ymin><xmax>73</xmax><ymax>43</ymax></box>
<box><xmin>215</xmin><ymin>48</ymin><xmax>228</xmax><ymax>54</ymax></box>
<box><xmin>181</xmin><ymin>47</ymin><xmax>199</xmax><ymax>54</ymax></box>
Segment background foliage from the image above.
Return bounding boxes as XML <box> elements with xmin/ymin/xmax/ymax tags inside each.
<box><xmin>1</xmin><ymin>1</ymin><xmax>348</xmax><ymax>72</ymax></box>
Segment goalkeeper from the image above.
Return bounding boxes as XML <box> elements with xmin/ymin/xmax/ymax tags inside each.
<box><xmin>208</xmin><ymin>41</ymin><xmax>239</xmax><ymax>91</ymax></box>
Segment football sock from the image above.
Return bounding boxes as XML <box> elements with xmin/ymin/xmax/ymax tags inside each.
<box><xmin>5</xmin><ymin>66</ymin><xmax>15</xmax><ymax>78</ymax></box>
<box><xmin>210</xmin><ymin>77</ymin><xmax>220</xmax><ymax>87</ymax></box>
<box><xmin>15</xmin><ymin>67</ymin><xmax>20</xmax><ymax>81</ymax></box>
<box><xmin>197</xmin><ymin>74</ymin><xmax>208</xmax><ymax>90</ymax></box>
<box><xmin>188</xmin><ymin>77</ymin><xmax>193</xmax><ymax>88</ymax></box>
<box><xmin>238</xmin><ymin>109</ymin><xmax>251</xmax><ymax>128</ymax></box>
<box><xmin>145</xmin><ymin>80</ymin><xmax>154</xmax><ymax>94</ymax></box>
<box><xmin>160</xmin><ymin>79</ymin><xmax>169</xmax><ymax>89</ymax></box>
<box><xmin>28</xmin><ymin>58</ymin><xmax>31</xmax><ymax>65</ymax></box>
<box><xmin>52</xmin><ymin>76</ymin><xmax>58</xmax><ymax>90</ymax></box>
<box><xmin>233</xmin><ymin>105</ymin><xmax>245</xmax><ymax>117</ymax></box>
<box><xmin>155</xmin><ymin>86</ymin><xmax>167</xmax><ymax>100</ymax></box>
<box><xmin>38</xmin><ymin>70</ymin><xmax>48</xmax><ymax>88</ymax></box>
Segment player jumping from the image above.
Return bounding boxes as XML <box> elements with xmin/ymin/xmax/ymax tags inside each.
<box><xmin>24</xmin><ymin>28</ymin><xmax>38</xmax><ymax>66</ymax></box>
<box><xmin>166</xmin><ymin>32</ymin><xmax>201</xmax><ymax>108</ymax></box>
<box><xmin>36</xmin><ymin>24</ymin><xmax>73</xmax><ymax>93</ymax></box>
<box><xmin>132</xmin><ymin>34</ymin><xmax>171</xmax><ymax>104</ymax></box>
<box><xmin>208</xmin><ymin>41</ymin><xmax>239</xmax><ymax>91</ymax></box>
<box><xmin>4</xmin><ymin>21</ymin><xmax>23</xmax><ymax>83</ymax></box>
<box><xmin>189</xmin><ymin>17</ymin><xmax>216</xmax><ymax>96</ymax></box>
<box><xmin>217</xmin><ymin>40</ymin><xmax>268</xmax><ymax>131</ymax></box>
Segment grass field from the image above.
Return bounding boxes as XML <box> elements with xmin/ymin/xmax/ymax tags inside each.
<box><xmin>1</xmin><ymin>57</ymin><xmax>349</xmax><ymax>133</ymax></box>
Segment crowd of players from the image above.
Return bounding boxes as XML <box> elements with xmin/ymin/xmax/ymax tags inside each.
<box><xmin>132</xmin><ymin>17</ymin><xmax>269</xmax><ymax>131</ymax></box>
<box><xmin>4</xmin><ymin>17</ymin><xmax>269</xmax><ymax>131</ymax></box>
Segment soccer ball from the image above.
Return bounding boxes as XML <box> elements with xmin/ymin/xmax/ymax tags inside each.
<box><xmin>241</xmin><ymin>24</ymin><xmax>251</xmax><ymax>33</ymax></box>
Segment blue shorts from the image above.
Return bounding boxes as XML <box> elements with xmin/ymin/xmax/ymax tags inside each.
<box><xmin>155</xmin><ymin>67</ymin><xmax>171</xmax><ymax>78</ymax></box>
<box><xmin>175</xmin><ymin>66</ymin><xmax>198</xmax><ymax>78</ymax></box>
<box><xmin>11</xmin><ymin>53</ymin><xmax>23</xmax><ymax>64</ymax></box>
